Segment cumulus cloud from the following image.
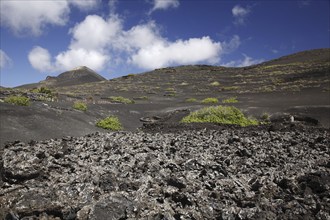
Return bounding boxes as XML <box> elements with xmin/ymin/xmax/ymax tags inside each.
<box><xmin>0</xmin><ymin>50</ymin><xmax>13</xmax><ymax>69</ymax></box>
<box><xmin>28</xmin><ymin>47</ymin><xmax>54</xmax><ymax>72</ymax></box>
<box><xmin>55</xmin><ymin>49</ymin><xmax>109</xmax><ymax>71</ymax></box>
<box><xmin>223</xmin><ymin>54</ymin><xmax>264</xmax><ymax>67</ymax></box>
<box><xmin>131</xmin><ymin>37</ymin><xmax>221</xmax><ymax>69</ymax></box>
<box><xmin>232</xmin><ymin>5</ymin><xmax>250</xmax><ymax>25</ymax></box>
<box><xmin>28</xmin><ymin>46</ymin><xmax>109</xmax><ymax>72</ymax></box>
<box><xmin>0</xmin><ymin>0</ymin><xmax>99</xmax><ymax>36</ymax></box>
<box><xmin>69</xmin><ymin>15</ymin><xmax>122</xmax><ymax>51</ymax></box>
<box><xmin>150</xmin><ymin>0</ymin><xmax>180</xmax><ymax>13</ymax></box>
<box><xmin>28</xmin><ymin>12</ymin><xmax>239</xmax><ymax>73</ymax></box>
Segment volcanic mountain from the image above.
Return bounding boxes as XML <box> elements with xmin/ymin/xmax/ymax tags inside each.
<box><xmin>17</xmin><ymin>66</ymin><xmax>106</xmax><ymax>89</ymax></box>
<box><xmin>41</xmin><ymin>66</ymin><xmax>106</xmax><ymax>87</ymax></box>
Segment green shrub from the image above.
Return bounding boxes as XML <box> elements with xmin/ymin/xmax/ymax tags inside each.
<box><xmin>202</xmin><ymin>97</ymin><xmax>218</xmax><ymax>104</ymax></box>
<box><xmin>181</xmin><ymin>105</ymin><xmax>259</xmax><ymax>127</ymax></box>
<box><xmin>222</xmin><ymin>97</ymin><xmax>238</xmax><ymax>103</ymax></box>
<box><xmin>73</xmin><ymin>101</ymin><xmax>87</xmax><ymax>111</ymax></box>
<box><xmin>4</xmin><ymin>96</ymin><xmax>30</xmax><ymax>106</ymax></box>
<box><xmin>210</xmin><ymin>81</ymin><xmax>220</xmax><ymax>86</ymax></box>
<box><xmin>109</xmin><ymin>96</ymin><xmax>135</xmax><ymax>104</ymax></box>
<box><xmin>261</xmin><ymin>112</ymin><xmax>270</xmax><ymax>121</ymax></box>
<box><xmin>96</xmin><ymin>116</ymin><xmax>122</xmax><ymax>131</ymax></box>
<box><xmin>185</xmin><ymin>98</ymin><xmax>198</xmax><ymax>103</ymax></box>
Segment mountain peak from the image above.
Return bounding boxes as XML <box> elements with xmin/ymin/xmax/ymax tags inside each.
<box><xmin>71</xmin><ymin>66</ymin><xmax>94</xmax><ymax>72</ymax></box>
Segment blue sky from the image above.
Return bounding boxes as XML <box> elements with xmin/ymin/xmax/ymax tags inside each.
<box><xmin>0</xmin><ymin>0</ymin><xmax>329</xmax><ymax>87</ymax></box>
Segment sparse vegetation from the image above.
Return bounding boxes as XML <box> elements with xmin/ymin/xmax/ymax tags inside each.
<box><xmin>165</xmin><ymin>87</ymin><xmax>176</xmax><ymax>92</ymax></box>
<box><xmin>30</xmin><ymin>86</ymin><xmax>57</xmax><ymax>101</ymax></box>
<box><xmin>261</xmin><ymin>112</ymin><xmax>271</xmax><ymax>122</ymax></box>
<box><xmin>258</xmin><ymin>85</ymin><xmax>276</xmax><ymax>92</ymax></box>
<box><xmin>109</xmin><ymin>96</ymin><xmax>135</xmax><ymax>104</ymax></box>
<box><xmin>138</xmin><ymin>96</ymin><xmax>148</xmax><ymax>100</ymax></box>
<box><xmin>96</xmin><ymin>116</ymin><xmax>122</xmax><ymax>131</ymax></box>
<box><xmin>185</xmin><ymin>98</ymin><xmax>198</xmax><ymax>103</ymax></box>
<box><xmin>222</xmin><ymin>86</ymin><xmax>240</xmax><ymax>91</ymax></box>
<box><xmin>73</xmin><ymin>101</ymin><xmax>87</xmax><ymax>111</ymax></box>
<box><xmin>210</xmin><ymin>81</ymin><xmax>220</xmax><ymax>86</ymax></box>
<box><xmin>181</xmin><ymin>105</ymin><xmax>259</xmax><ymax>127</ymax></box>
<box><xmin>222</xmin><ymin>97</ymin><xmax>238</xmax><ymax>103</ymax></box>
<box><xmin>4</xmin><ymin>96</ymin><xmax>30</xmax><ymax>106</ymax></box>
<box><xmin>202</xmin><ymin>97</ymin><xmax>219</xmax><ymax>104</ymax></box>
<box><xmin>31</xmin><ymin>87</ymin><xmax>52</xmax><ymax>95</ymax></box>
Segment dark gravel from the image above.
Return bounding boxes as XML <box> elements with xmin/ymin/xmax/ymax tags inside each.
<box><xmin>0</xmin><ymin>124</ymin><xmax>329</xmax><ymax>219</ymax></box>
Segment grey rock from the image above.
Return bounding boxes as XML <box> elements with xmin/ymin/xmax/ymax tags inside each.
<box><xmin>0</xmin><ymin>126</ymin><xmax>329</xmax><ymax>219</ymax></box>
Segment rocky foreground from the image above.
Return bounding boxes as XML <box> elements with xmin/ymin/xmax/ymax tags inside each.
<box><xmin>0</xmin><ymin>124</ymin><xmax>329</xmax><ymax>219</ymax></box>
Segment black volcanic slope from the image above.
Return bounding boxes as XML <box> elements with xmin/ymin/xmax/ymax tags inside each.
<box><xmin>262</xmin><ymin>48</ymin><xmax>330</xmax><ymax>65</ymax></box>
<box><xmin>56</xmin><ymin>48</ymin><xmax>330</xmax><ymax>104</ymax></box>
<box><xmin>16</xmin><ymin>66</ymin><xmax>107</xmax><ymax>89</ymax></box>
<box><xmin>0</xmin><ymin>48</ymin><xmax>330</xmax><ymax>219</ymax></box>
<box><xmin>42</xmin><ymin>66</ymin><xmax>106</xmax><ymax>87</ymax></box>
<box><xmin>1</xmin><ymin>48</ymin><xmax>329</xmax><ymax>147</ymax></box>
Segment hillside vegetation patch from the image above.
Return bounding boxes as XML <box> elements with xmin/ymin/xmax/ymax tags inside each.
<box><xmin>73</xmin><ymin>101</ymin><xmax>87</xmax><ymax>111</ymax></box>
<box><xmin>4</xmin><ymin>96</ymin><xmax>30</xmax><ymax>106</ymax></box>
<box><xmin>210</xmin><ymin>81</ymin><xmax>220</xmax><ymax>86</ymax></box>
<box><xmin>96</xmin><ymin>116</ymin><xmax>123</xmax><ymax>131</ymax></box>
<box><xmin>185</xmin><ymin>98</ymin><xmax>198</xmax><ymax>103</ymax></box>
<box><xmin>202</xmin><ymin>97</ymin><xmax>219</xmax><ymax>104</ymax></box>
<box><xmin>181</xmin><ymin>105</ymin><xmax>259</xmax><ymax>127</ymax></box>
<box><xmin>109</xmin><ymin>96</ymin><xmax>135</xmax><ymax>104</ymax></box>
<box><xmin>222</xmin><ymin>97</ymin><xmax>238</xmax><ymax>103</ymax></box>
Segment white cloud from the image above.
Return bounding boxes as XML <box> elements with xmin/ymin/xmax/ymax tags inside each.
<box><xmin>223</xmin><ymin>54</ymin><xmax>264</xmax><ymax>67</ymax></box>
<box><xmin>0</xmin><ymin>50</ymin><xmax>13</xmax><ymax>69</ymax></box>
<box><xmin>108</xmin><ymin>0</ymin><xmax>118</xmax><ymax>14</ymax></box>
<box><xmin>232</xmin><ymin>5</ymin><xmax>250</xmax><ymax>25</ymax></box>
<box><xmin>150</xmin><ymin>0</ymin><xmax>180</xmax><ymax>13</ymax></box>
<box><xmin>28</xmin><ymin>46</ymin><xmax>109</xmax><ymax>72</ymax></box>
<box><xmin>124</xmin><ymin>21</ymin><xmax>163</xmax><ymax>50</ymax></box>
<box><xmin>55</xmin><ymin>49</ymin><xmax>109</xmax><ymax>71</ymax></box>
<box><xmin>28</xmin><ymin>46</ymin><xmax>54</xmax><ymax>72</ymax></box>
<box><xmin>222</xmin><ymin>35</ymin><xmax>241</xmax><ymax>53</ymax></box>
<box><xmin>69</xmin><ymin>15</ymin><xmax>122</xmax><ymax>51</ymax></box>
<box><xmin>131</xmin><ymin>37</ymin><xmax>221</xmax><ymax>69</ymax></box>
<box><xmin>28</xmin><ymin>12</ymin><xmax>238</xmax><ymax>73</ymax></box>
<box><xmin>0</xmin><ymin>0</ymin><xmax>99</xmax><ymax>36</ymax></box>
<box><xmin>69</xmin><ymin>0</ymin><xmax>100</xmax><ymax>10</ymax></box>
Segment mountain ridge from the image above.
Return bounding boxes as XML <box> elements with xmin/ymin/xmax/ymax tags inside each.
<box><xmin>15</xmin><ymin>48</ymin><xmax>330</xmax><ymax>90</ymax></box>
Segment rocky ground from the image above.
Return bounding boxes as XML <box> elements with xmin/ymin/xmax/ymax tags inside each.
<box><xmin>1</xmin><ymin>122</ymin><xmax>329</xmax><ymax>220</ymax></box>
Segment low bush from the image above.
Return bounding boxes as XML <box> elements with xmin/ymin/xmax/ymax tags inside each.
<box><xmin>4</xmin><ymin>96</ymin><xmax>30</xmax><ymax>106</ymax></box>
<box><xmin>109</xmin><ymin>96</ymin><xmax>135</xmax><ymax>104</ymax></box>
<box><xmin>222</xmin><ymin>97</ymin><xmax>238</xmax><ymax>103</ymax></box>
<box><xmin>31</xmin><ymin>87</ymin><xmax>52</xmax><ymax>95</ymax></box>
<box><xmin>202</xmin><ymin>97</ymin><xmax>218</xmax><ymax>104</ymax></box>
<box><xmin>73</xmin><ymin>101</ymin><xmax>87</xmax><ymax>111</ymax></box>
<box><xmin>261</xmin><ymin>112</ymin><xmax>271</xmax><ymax>121</ymax></box>
<box><xmin>181</xmin><ymin>105</ymin><xmax>259</xmax><ymax>127</ymax></box>
<box><xmin>185</xmin><ymin>98</ymin><xmax>198</xmax><ymax>103</ymax></box>
<box><xmin>96</xmin><ymin>116</ymin><xmax>122</xmax><ymax>131</ymax></box>
<box><xmin>210</xmin><ymin>81</ymin><xmax>220</xmax><ymax>86</ymax></box>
